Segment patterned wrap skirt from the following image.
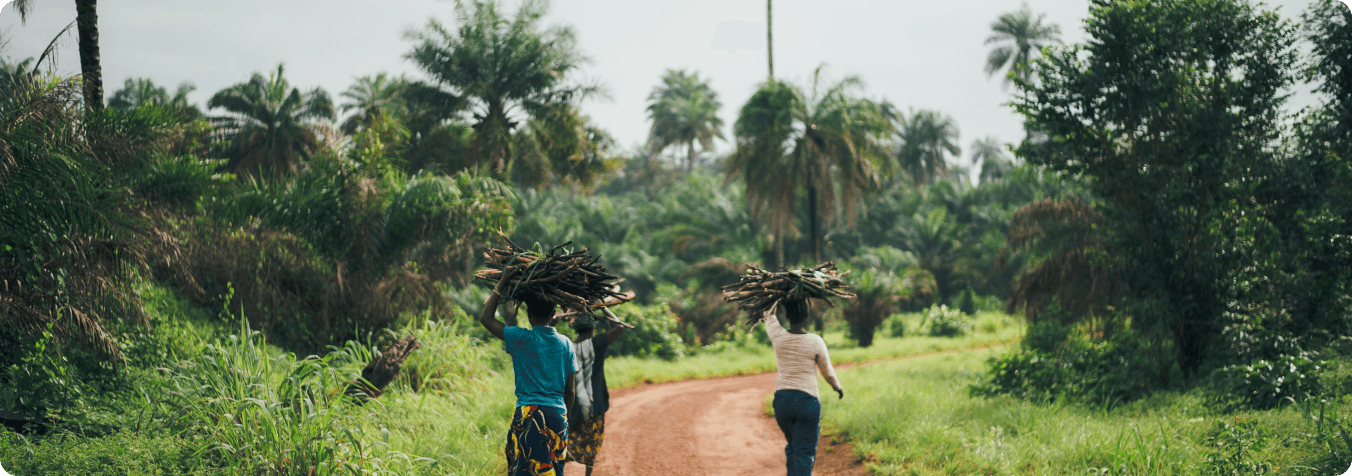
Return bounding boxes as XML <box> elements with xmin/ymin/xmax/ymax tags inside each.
<box><xmin>563</xmin><ymin>414</ymin><xmax>606</xmax><ymax>466</ymax></box>
<box><xmin>506</xmin><ymin>405</ymin><xmax>569</xmax><ymax>476</ymax></box>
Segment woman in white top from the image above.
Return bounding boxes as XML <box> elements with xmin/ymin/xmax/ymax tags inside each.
<box><xmin>761</xmin><ymin>299</ymin><xmax>844</xmax><ymax>476</ymax></box>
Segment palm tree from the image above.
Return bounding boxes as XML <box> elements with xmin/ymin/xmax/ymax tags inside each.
<box><xmin>404</xmin><ymin>0</ymin><xmax>597</xmax><ymax>175</ymax></box>
<box><xmin>984</xmin><ymin>3</ymin><xmax>1061</xmax><ymax>87</ymax></box>
<box><xmin>108</xmin><ymin>78</ymin><xmax>199</xmax><ymax>117</ymax></box>
<box><xmin>646</xmin><ymin>69</ymin><xmax>724</xmax><ymax>174</ymax></box>
<box><xmin>727</xmin><ymin>66</ymin><xmax>894</xmax><ymax>266</ymax></box>
<box><xmin>895</xmin><ymin>109</ymin><xmax>961</xmax><ymax>187</ymax></box>
<box><xmin>970</xmin><ymin>136</ymin><xmax>1013</xmax><ymax>183</ymax></box>
<box><xmin>207</xmin><ymin>64</ymin><xmax>336</xmax><ymax>179</ymax></box>
<box><xmin>339</xmin><ymin>73</ymin><xmax>407</xmax><ymax>135</ymax></box>
<box><xmin>12</xmin><ymin>0</ymin><xmax>105</xmax><ymax>109</ymax></box>
<box><xmin>898</xmin><ymin>207</ymin><xmax>966</xmax><ymax>303</ymax></box>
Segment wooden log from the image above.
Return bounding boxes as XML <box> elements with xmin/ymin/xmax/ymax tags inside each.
<box><xmin>345</xmin><ymin>335</ymin><xmax>420</xmax><ymax>403</ymax></box>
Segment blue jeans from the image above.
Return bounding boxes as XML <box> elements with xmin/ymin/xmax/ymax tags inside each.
<box><xmin>773</xmin><ymin>389</ymin><xmax>821</xmax><ymax>476</ymax></box>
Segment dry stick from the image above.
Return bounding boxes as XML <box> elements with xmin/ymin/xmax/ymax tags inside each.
<box><xmin>475</xmin><ymin>238</ymin><xmax>635</xmax><ymax>329</ymax></box>
<box><xmin>722</xmin><ymin>262</ymin><xmax>856</xmax><ymax>325</ymax></box>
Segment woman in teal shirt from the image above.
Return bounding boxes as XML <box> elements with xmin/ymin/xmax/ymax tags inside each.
<box><xmin>480</xmin><ymin>268</ymin><xmax>578</xmax><ymax>476</ymax></box>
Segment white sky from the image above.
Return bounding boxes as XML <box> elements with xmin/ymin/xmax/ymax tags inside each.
<box><xmin>0</xmin><ymin>0</ymin><xmax>1323</xmax><ymax>165</ymax></box>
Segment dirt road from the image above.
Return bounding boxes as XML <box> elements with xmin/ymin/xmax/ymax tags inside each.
<box><xmin>562</xmin><ymin>371</ymin><xmax>868</xmax><ymax>476</ymax></box>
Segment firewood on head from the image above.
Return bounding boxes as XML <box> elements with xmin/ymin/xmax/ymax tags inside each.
<box><xmin>722</xmin><ymin>262</ymin><xmax>856</xmax><ymax>325</ymax></box>
<box><xmin>475</xmin><ymin>234</ymin><xmax>636</xmax><ymax>329</ymax></box>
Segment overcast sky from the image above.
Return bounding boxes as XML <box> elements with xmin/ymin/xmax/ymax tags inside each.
<box><xmin>0</xmin><ymin>0</ymin><xmax>1323</xmax><ymax>164</ymax></box>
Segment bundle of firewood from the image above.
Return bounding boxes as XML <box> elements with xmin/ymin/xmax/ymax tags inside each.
<box><xmin>722</xmin><ymin>262</ymin><xmax>856</xmax><ymax>324</ymax></box>
<box><xmin>475</xmin><ymin>236</ymin><xmax>635</xmax><ymax>328</ymax></box>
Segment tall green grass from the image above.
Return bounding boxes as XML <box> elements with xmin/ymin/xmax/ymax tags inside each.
<box><xmin>606</xmin><ymin>311</ymin><xmax>1022</xmax><ymax>388</ymax></box>
<box><xmin>819</xmin><ymin>348</ymin><xmax>1352</xmax><ymax>475</ymax></box>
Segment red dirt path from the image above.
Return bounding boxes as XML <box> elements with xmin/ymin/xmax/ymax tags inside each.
<box><xmin>562</xmin><ymin>370</ymin><xmax>869</xmax><ymax>476</ymax></box>
<box><xmin>560</xmin><ymin>340</ymin><xmax>1014</xmax><ymax>475</ymax></box>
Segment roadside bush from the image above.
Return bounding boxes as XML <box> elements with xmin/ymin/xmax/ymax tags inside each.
<box><xmin>1212</xmin><ymin>356</ymin><xmax>1323</xmax><ymax>410</ymax></box>
<box><xmin>958</xmin><ymin>286</ymin><xmax>977</xmax><ymax>315</ymax></box>
<box><xmin>843</xmin><ymin>268</ymin><xmax>903</xmax><ymax>347</ymax></box>
<box><xmin>925</xmin><ymin>304</ymin><xmax>971</xmax><ymax>337</ymax></box>
<box><xmin>1024</xmin><ymin>321</ymin><xmax>1071</xmax><ymax>354</ymax></box>
<box><xmin>887</xmin><ymin>314</ymin><xmax>906</xmax><ymax>338</ymax></box>
<box><xmin>606</xmin><ymin>303</ymin><xmax>686</xmax><ymax>360</ymax></box>
<box><xmin>1209</xmin><ymin>309</ymin><xmax>1327</xmax><ymax>409</ymax></box>
<box><xmin>974</xmin><ymin>332</ymin><xmax>1173</xmax><ymax>406</ymax></box>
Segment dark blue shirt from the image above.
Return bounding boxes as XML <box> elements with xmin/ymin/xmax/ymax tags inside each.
<box><xmin>504</xmin><ymin>325</ymin><xmax>578</xmax><ymax>411</ymax></box>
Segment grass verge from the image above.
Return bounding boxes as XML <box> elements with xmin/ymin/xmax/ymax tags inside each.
<box><xmin>821</xmin><ymin>347</ymin><xmax>1352</xmax><ymax>475</ymax></box>
<box><xmin>607</xmin><ymin>311</ymin><xmax>1022</xmax><ymax>388</ymax></box>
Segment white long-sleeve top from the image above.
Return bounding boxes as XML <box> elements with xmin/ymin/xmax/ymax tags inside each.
<box><xmin>762</xmin><ymin>312</ymin><xmax>841</xmax><ymax>399</ymax></box>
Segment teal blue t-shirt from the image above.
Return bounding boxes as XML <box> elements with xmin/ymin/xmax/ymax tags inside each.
<box><xmin>504</xmin><ymin>325</ymin><xmax>578</xmax><ymax>411</ymax></box>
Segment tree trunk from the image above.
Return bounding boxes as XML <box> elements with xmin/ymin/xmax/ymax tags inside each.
<box><xmin>75</xmin><ymin>0</ymin><xmax>103</xmax><ymax>111</ymax></box>
<box><xmin>687</xmin><ymin>141</ymin><xmax>696</xmax><ymax>174</ymax></box>
<box><xmin>346</xmin><ymin>335</ymin><xmax>421</xmax><ymax>402</ymax></box>
<box><xmin>807</xmin><ymin>179</ymin><xmax>821</xmax><ymax>264</ymax></box>
<box><xmin>766</xmin><ymin>0</ymin><xmax>774</xmax><ymax>81</ymax></box>
<box><xmin>774</xmin><ymin>233</ymin><xmax>784</xmax><ymax>268</ymax></box>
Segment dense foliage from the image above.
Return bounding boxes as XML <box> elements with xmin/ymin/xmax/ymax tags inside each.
<box><xmin>3</xmin><ymin>0</ymin><xmax>1349</xmax><ymax>472</ymax></box>
<box><xmin>984</xmin><ymin>0</ymin><xmax>1352</xmax><ymax>409</ymax></box>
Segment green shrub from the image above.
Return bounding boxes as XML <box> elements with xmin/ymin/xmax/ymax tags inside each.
<box><xmin>607</xmin><ymin>303</ymin><xmax>686</xmax><ymax>360</ymax></box>
<box><xmin>1203</xmin><ymin>418</ymin><xmax>1274</xmax><ymax>475</ymax></box>
<box><xmin>1024</xmin><ymin>321</ymin><xmax>1071</xmax><ymax>354</ymax></box>
<box><xmin>1212</xmin><ymin>356</ymin><xmax>1324</xmax><ymax>409</ymax></box>
<box><xmin>842</xmin><ymin>267</ymin><xmax>903</xmax><ymax>347</ymax></box>
<box><xmin>887</xmin><ymin>314</ymin><xmax>906</xmax><ymax>338</ymax></box>
<box><xmin>925</xmin><ymin>304</ymin><xmax>971</xmax><ymax>337</ymax></box>
<box><xmin>974</xmin><ymin>332</ymin><xmax>1172</xmax><ymax>406</ymax></box>
<box><xmin>134</xmin><ymin>154</ymin><xmax>233</xmax><ymax>210</ymax></box>
<box><xmin>958</xmin><ymin>286</ymin><xmax>977</xmax><ymax>315</ymax></box>
<box><xmin>975</xmin><ymin>294</ymin><xmax>1005</xmax><ymax>312</ymax></box>
<box><xmin>1209</xmin><ymin>309</ymin><xmax>1327</xmax><ymax>409</ymax></box>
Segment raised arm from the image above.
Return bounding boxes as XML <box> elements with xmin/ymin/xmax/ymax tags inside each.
<box><xmin>605</xmin><ymin>321</ymin><xmax>626</xmax><ymax>344</ymax></box>
<box><xmin>815</xmin><ymin>337</ymin><xmax>844</xmax><ymax>399</ymax></box>
<box><xmin>478</xmin><ymin>267</ymin><xmax>517</xmax><ymax>341</ymax></box>
<box><xmin>761</xmin><ymin>310</ymin><xmax>786</xmax><ymax>340</ymax></box>
<box><xmin>501</xmin><ymin>298</ymin><xmax>519</xmax><ymax>327</ymax></box>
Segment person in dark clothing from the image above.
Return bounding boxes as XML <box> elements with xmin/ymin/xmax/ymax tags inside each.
<box><xmin>479</xmin><ymin>268</ymin><xmax>578</xmax><ymax>476</ymax></box>
<box><xmin>562</xmin><ymin>315</ymin><xmax>625</xmax><ymax>476</ymax></box>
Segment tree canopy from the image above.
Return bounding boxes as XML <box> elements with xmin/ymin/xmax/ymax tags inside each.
<box><xmin>404</xmin><ymin>0</ymin><xmax>597</xmax><ymax>175</ymax></box>
<box><xmin>984</xmin><ymin>2</ymin><xmax>1060</xmax><ymax>87</ymax></box>
<box><xmin>727</xmin><ymin>66</ymin><xmax>894</xmax><ymax>266</ymax></box>
<box><xmin>208</xmin><ymin>64</ymin><xmax>336</xmax><ymax>179</ymax></box>
<box><xmin>646</xmin><ymin>69</ymin><xmax>725</xmax><ymax>173</ymax></box>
